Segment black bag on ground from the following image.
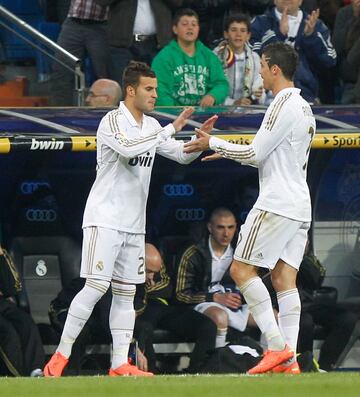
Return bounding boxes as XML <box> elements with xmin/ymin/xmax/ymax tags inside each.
<box><xmin>199</xmin><ymin>345</ymin><xmax>262</xmax><ymax>373</ymax></box>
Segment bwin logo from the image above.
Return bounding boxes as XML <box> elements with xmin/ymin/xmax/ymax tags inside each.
<box><xmin>30</xmin><ymin>138</ymin><xmax>64</xmax><ymax>151</ymax></box>
<box><xmin>175</xmin><ymin>208</ymin><xmax>205</xmax><ymax>221</ymax></box>
<box><xmin>26</xmin><ymin>209</ymin><xmax>57</xmax><ymax>222</ymax></box>
<box><xmin>163</xmin><ymin>184</ymin><xmax>194</xmax><ymax>197</ymax></box>
<box><xmin>128</xmin><ymin>152</ymin><xmax>153</xmax><ymax>167</ymax></box>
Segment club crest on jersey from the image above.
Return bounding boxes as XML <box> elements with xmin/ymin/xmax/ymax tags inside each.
<box><xmin>128</xmin><ymin>152</ymin><xmax>153</xmax><ymax>167</ymax></box>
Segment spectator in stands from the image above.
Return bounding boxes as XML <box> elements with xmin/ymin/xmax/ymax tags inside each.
<box><xmin>0</xmin><ymin>245</ymin><xmax>45</xmax><ymax>377</ymax></box>
<box><xmin>296</xmin><ymin>245</ymin><xmax>358</xmax><ymax>371</ymax></box>
<box><xmin>50</xmin><ymin>0</ymin><xmax>111</xmax><ymax>106</ymax></box>
<box><xmin>332</xmin><ymin>0</ymin><xmax>360</xmax><ymax>103</ymax></box>
<box><xmin>96</xmin><ymin>0</ymin><xmax>181</xmax><ymax>86</ymax></box>
<box><xmin>179</xmin><ymin>1</ymin><xmax>232</xmax><ymax>47</ymax></box>
<box><xmin>213</xmin><ymin>14</ymin><xmax>265</xmax><ymax>106</ymax></box>
<box><xmin>250</xmin><ymin>0</ymin><xmax>337</xmax><ymax>103</ymax></box>
<box><xmin>176</xmin><ymin>208</ymin><xmax>256</xmax><ymax>348</ymax></box>
<box><xmin>151</xmin><ymin>8</ymin><xmax>229</xmax><ymax>106</ymax></box>
<box><xmin>302</xmin><ymin>1</ymin><xmax>342</xmax><ymax>31</ymax></box>
<box><xmin>85</xmin><ymin>79</ymin><xmax>122</xmax><ymax>107</ymax></box>
<box><xmin>134</xmin><ymin>243</ymin><xmax>217</xmax><ymax>373</ymax></box>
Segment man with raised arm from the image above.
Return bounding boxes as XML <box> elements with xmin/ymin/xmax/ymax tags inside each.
<box><xmin>184</xmin><ymin>42</ymin><xmax>316</xmax><ymax>374</ymax></box>
<box><xmin>44</xmin><ymin>61</ymin><xmax>217</xmax><ymax>377</ymax></box>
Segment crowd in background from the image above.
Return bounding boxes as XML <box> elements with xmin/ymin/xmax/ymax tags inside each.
<box><xmin>37</xmin><ymin>0</ymin><xmax>360</xmax><ymax>106</ymax></box>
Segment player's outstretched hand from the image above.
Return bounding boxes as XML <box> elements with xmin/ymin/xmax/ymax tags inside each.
<box><xmin>172</xmin><ymin>107</ymin><xmax>195</xmax><ymax>132</ymax></box>
<box><xmin>184</xmin><ymin>128</ymin><xmax>210</xmax><ymax>153</ymax></box>
<box><xmin>201</xmin><ymin>153</ymin><xmax>222</xmax><ymax>162</ymax></box>
<box><xmin>200</xmin><ymin>114</ymin><xmax>218</xmax><ymax>134</ymax></box>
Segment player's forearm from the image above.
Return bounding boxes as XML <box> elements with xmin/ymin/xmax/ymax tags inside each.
<box><xmin>101</xmin><ymin>124</ymin><xmax>175</xmax><ymax>158</ymax></box>
<box><xmin>209</xmin><ymin>136</ymin><xmax>257</xmax><ymax>165</ymax></box>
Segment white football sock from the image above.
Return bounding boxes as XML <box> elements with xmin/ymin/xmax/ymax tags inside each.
<box><xmin>215</xmin><ymin>328</ymin><xmax>227</xmax><ymax>348</ymax></box>
<box><xmin>58</xmin><ymin>278</ymin><xmax>109</xmax><ymax>358</ymax></box>
<box><xmin>277</xmin><ymin>288</ymin><xmax>301</xmax><ymax>360</ymax></box>
<box><xmin>239</xmin><ymin>277</ymin><xmax>285</xmax><ymax>351</ymax></box>
<box><xmin>110</xmin><ymin>282</ymin><xmax>136</xmax><ymax>369</ymax></box>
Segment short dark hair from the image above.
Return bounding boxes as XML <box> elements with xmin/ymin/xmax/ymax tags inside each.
<box><xmin>223</xmin><ymin>13</ymin><xmax>251</xmax><ymax>32</ymax></box>
<box><xmin>122</xmin><ymin>61</ymin><xmax>156</xmax><ymax>94</ymax></box>
<box><xmin>209</xmin><ymin>207</ymin><xmax>236</xmax><ymax>224</ymax></box>
<box><xmin>262</xmin><ymin>42</ymin><xmax>298</xmax><ymax>80</ymax></box>
<box><xmin>172</xmin><ymin>8</ymin><xmax>199</xmax><ymax>26</ymax></box>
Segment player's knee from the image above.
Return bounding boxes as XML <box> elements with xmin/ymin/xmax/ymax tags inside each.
<box><xmin>111</xmin><ymin>282</ymin><xmax>136</xmax><ymax>304</ymax></box>
<box><xmin>205</xmin><ymin>307</ymin><xmax>229</xmax><ymax>329</ymax></box>
<box><xmin>230</xmin><ymin>260</ymin><xmax>255</xmax><ymax>286</ymax></box>
<box><xmin>84</xmin><ymin>278</ymin><xmax>110</xmax><ymax>301</ymax></box>
<box><xmin>271</xmin><ymin>271</ymin><xmax>296</xmax><ymax>292</ymax></box>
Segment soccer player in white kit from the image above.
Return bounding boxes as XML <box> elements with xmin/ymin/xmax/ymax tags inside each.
<box><xmin>184</xmin><ymin>42</ymin><xmax>316</xmax><ymax>374</ymax></box>
<box><xmin>44</xmin><ymin>61</ymin><xmax>217</xmax><ymax>377</ymax></box>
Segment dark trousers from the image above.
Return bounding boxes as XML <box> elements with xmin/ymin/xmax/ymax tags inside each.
<box><xmin>109</xmin><ymin>37</ymin><xmax>159</xmax><ymax>86</ymax></box>
<box><xmin>51</xmin><ymin>18</ymin><xmax>111</xmax><ymax>106</ymax></box>
<box><xmin>298</xmin><ymin>305</ymin><xmax>357</xmax><ymax>371</ymax></box>
<box><xmin>136</xmin><ymin>302</ymin><xmax>217</xmax><ymax>373</ymax></box>
<box><xmin>0</xmin><ymin>299</ymin><xmax>45</xmax><ymax>376</ymax></box>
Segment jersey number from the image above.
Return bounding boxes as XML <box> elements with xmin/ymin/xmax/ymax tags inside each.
<box><xmin>137</xmin><ymin>257</ymin><xmax>145</xmax><ymax>275</ymax></box>
<box><xmin>303</xmin><ymin>126</ymin><xmax>315</xmax><ymax>170</ymax></box>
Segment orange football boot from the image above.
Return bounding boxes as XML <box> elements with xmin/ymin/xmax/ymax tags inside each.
<box><xmin>44</xmin><ymin>351</ymin><xmax>69</xmax><ymax>377</ymax></box>
<box><xmin>272</xmin><ymin>361</ymin><xmax>301</xmax><ymax>374</ymax></box>
<box><xmin>248</xmin><ymin>345</ymin><xmax>294</xmax><ymax>375</ymax></box>
<box><xmin>109</xmin><ymin>363</ymin><xmax>154</xmax><ymax>377</ymax></box>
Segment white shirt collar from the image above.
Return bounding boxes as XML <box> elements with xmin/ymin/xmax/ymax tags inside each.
<box><xmin>119</xmin><ymin>101</ymin><xmax>143</xmax><ymax>128</ymax></box>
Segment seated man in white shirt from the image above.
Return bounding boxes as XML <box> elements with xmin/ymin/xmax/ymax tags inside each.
<box><xmin>176</xmin><ymin>207</ymin><xmax>256</xmax><ymax>348</ymax></box>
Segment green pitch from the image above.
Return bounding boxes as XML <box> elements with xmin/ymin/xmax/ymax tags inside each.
<box><xmin>1</xmin><ymin>373</ymin><xmax>360</xmax><ymax>397</ymax></box>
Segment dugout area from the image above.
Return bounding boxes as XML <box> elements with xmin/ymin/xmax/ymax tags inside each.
<box><xmin>0</xmin><ymin>105</ymin><xmax>360</xmax><ymax>373</ymax></box>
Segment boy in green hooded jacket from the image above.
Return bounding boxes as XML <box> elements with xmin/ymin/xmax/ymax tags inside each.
<box><xmin>152</xmin><ymin>8</ymin><xmax>229</xmax><ymax>107</ymax></box>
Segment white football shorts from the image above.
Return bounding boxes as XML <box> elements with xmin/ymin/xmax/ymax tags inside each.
<box><xmin>80</xmin><ymin>226</ymin><xmax>145</xmax><ymax>283</ymax></box>
<box><xmin>234</xmin><ymin>208</ymin><xmax>310</xmax><ymax>270</ymax></box>
<box><xmin>194</xmin><ymin>302</ymin><xmax>250</xmax><ymax>332</ymax></box>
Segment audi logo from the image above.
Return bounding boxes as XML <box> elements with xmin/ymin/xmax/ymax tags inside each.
<box><xmin>163</xmin><ymin>184</ymin><xmax>194</xmax><ymax>197</ymax></box>
<box><xmin>21</xmin><ymin>181</ymin><xmax>50</xmax><ymax>195</ymax></box>
<box><xmin>175</xmin><ymin>208</ymin><xmax>205</xmax><ymax>221</ymax></box>
<box><xmin>26</xmin><ymin>209</ymin><xmax>57</xmax><ymax>222</ymax></box>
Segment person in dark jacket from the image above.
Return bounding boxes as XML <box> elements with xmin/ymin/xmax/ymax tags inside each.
<box><xmin>96</xmin><ymin>0</ymin><xmax>182</xmax><ymax>84</ymax></box>
<box><xmin>250</xmin><ymin>0</ymin><xmax>336</xmax><ymax>103</ymax></box>
<box><xmin>176</xmin><ymin>208</ymin><xmax>255</xmax><ymax>349</ymax></box>
<box><xmin>0</xmin><ymin>246</ymin><xmax>45</xmax><ymax>377</ymax></box>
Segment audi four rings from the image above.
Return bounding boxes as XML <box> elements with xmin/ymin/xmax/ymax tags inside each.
<box><xmin>21</xmin><ymin>181</ymin><xmax>50</xmax><ymax>195</ymax></box>
<box><xmin>26</xmin><ymin>209</ymin><xmax>57</xmax><ymax>222</ymax></box>
<box><xmin>163</xmin><ymin>184</ymin><xmax>194</xmax><ymax>197</ymax></box>
<box><xmin>175</xmin><ymin>208</ymin><xmax>205</xmax><ymax>221</ymax></box>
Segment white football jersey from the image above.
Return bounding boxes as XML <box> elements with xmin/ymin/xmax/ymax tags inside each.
<box><xmin>209</xmin><ymin>87</ymin><xmax>315</xmax><ymax>222</ymax></box>
<box><xmin>82</xmin><ymin>101</ymin><xmax>199</xmax><ymax>233</ymax></box>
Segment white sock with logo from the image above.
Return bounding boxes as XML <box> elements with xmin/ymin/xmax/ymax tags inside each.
<box><xmin>239</xmin><ymin>277</ymin><xmax>285</xmax><ymax>351</ymax></box>
<box><xmin>58</xmin><ymin>278</ymin><xmax>109</xmax><ymax>358</ymax></box>
<box><xmin>277</xmin><ymin>288</ymin><xmax>301</xmax><ymax>362</ymax></box>
<box><xmin>110</xmin><ymin>283</ymin><xmax>136</xmax><ymax>369</ymax></box>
